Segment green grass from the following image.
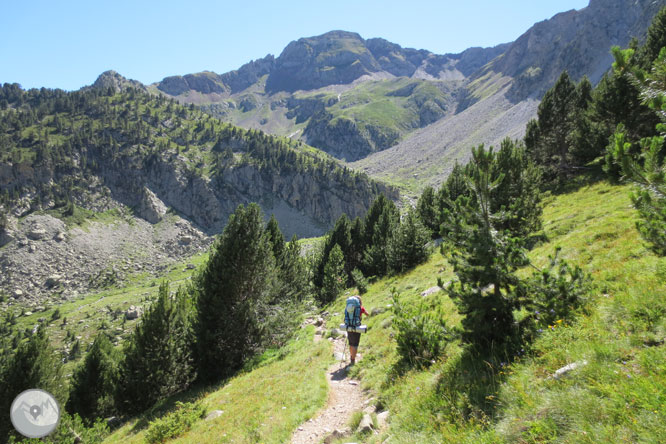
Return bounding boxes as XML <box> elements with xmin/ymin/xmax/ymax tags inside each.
<box><xmin>323</xmin><ymin>179</ymin><xmax>666</xmax><ymax>443</ymax></box>
<box><xmin>103</xmin><ymin>326</ymin><xmax>332</xmax><ymax>444</ymax></box>
<box><xmin>7</xmin><ymin>250</ymin><xmax>210</xmax><ymax>374</ymax></box>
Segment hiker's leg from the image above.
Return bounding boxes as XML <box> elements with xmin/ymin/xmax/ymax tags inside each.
<box><xmin>347</xmin><ymin>332</ymin><xmax>361</xmax><ymax>363</ymax></box>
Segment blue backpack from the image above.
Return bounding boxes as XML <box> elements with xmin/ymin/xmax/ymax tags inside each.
<box><xmin>344</xmin><ymin>296</ymin><xmax>362</xmax><ymax>327</ymax></box>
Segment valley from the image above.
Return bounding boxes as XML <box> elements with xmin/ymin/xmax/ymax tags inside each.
<box><xmin>1</xmin><ymin>0</ymin><xmax>666</xmax><ymax>443</ymax></box>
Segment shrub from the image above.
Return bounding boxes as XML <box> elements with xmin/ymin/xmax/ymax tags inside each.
<box><xmin>145</xmin><ymin>401</ymin><xmax>206</xmax><ymax>444</ymax></box>
<box><xmin>520</xmin><ymin>248</ymin><xmax>589</xmax><ymax>338</ymax></box>
<box><xmin>392</xmin><ymin>290</ymin><xmax>450</xmax><ymax>367</ymax></box>
<box><xmin>351</xmin><ymin>268</ymin><xmax>368</xmax><ymax>295</ymax></box>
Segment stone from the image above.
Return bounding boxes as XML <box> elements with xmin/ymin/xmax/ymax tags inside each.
<box><xmin>13</xmin><ymin>289</ymin><xmax>23</xmax><ymax>297</ymax></box>
<box><xmin>106</xmin><ymin>416</ymin><xmax>121</xmax><ymax>429</ymax></box>
<box><xmin>27</xmin><ymin>228</ymin><xmax>47</xmax><ymax>240</ymax></box>
<box><xmin>180</xmin><ymin>235</ymin><xmax>194</xmax><ymax>245</ymax></box>
<box><xmin>358</xmin><ymin>413</ymin><xmax>374</xmax><ymax>433</ymax></box>
<box><xmin>54</xmin><ymin>232</ymin><xmax>66</xmax><ymax>242</ymax></box>
<box><xmin>421</xmin><ymin>286</ymin><xmax>442</xmax><ymax>297</ymax></box>
<box><xmin>376</xmin><ymin>410</ymin><xmax>390</xmax><ymax>428</ymax></box>
<box><xmin>370</xmin><ymin>307</ymin><xmax>386</xmax><ymax>316</ymax></box>
<box><xmin>136</xmin><ymin>187</ymin><xmax>167</xmax><ymax>224</ymax></box>
<box><xmin>552</xmin><ymin>360</ymin><xmax>588</xmax><ymax>380</ymax></box>
<box><xmin>324</xmin><ymin>428</ymin><xmax>352</xmax><ymax>444</ymax></box>
<box><xmin>205</xmin><ymin>410</ymin><xmax>224</xmax><ymax>421</ymax></box>
<box><xmin>45</xmin><ymin>275</ymin><xmax>62</xmax><ymax>288</ymax></box>
<box><xmin>315</xmin><ymin>317</ymin><xmax>324</xmax><ymax>326</ymax></box>
<box><xmin>125</xmin><ymin>305</ymin><xmax>143</xmax><ymax>320</ymax></box>
<box><xmin>186</xmin><ymin>263</ymin><xmax>196</xmax><ymax>269</ymax></box>
<box><xmin>329</xmin><ymin>328</ymin><xmax>342</xmax><ymax>338</ymax></box>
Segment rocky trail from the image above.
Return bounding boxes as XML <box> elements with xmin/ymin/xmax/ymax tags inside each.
<box><xmin>291</xmin><ymin>320</ymin><xmax>388</xmax><ymax>444</ymax></box>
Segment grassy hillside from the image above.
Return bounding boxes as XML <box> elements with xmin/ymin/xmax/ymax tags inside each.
<box><xmin>100</xmin><ymin>178</ymin><xmax>665</xmax><ymax>443</ymax></box>
<box><xmin>331</xmin><ymin>179</ymin><xmax>665</xmax><ymax>443</ymax></box>
<box><xmin>104</xmin><ymin>326</ymin><xmax>332</xmax><ymax>444</ymax></box>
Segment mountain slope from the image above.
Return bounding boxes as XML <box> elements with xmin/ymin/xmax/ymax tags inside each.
<box><xmin>0</xmin><ymin>81</ymin><xmax>395</xmax><ymax>301</ymax></box>
<box><xmin>353</xmin><ymin>0</ymin><xmax>666</xmax><ymax>193</ymax></box>
<box><xmin>151</xmin><ymin>31</ymin><xmax>508</xmax><ymax>161</ymax></box>
<box><xmin>148</xmin><ymin>0</ymin><xmax>666</xmax><ymax>190</ymax></box>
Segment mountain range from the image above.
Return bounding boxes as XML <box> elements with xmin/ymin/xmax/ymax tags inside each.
<box><xmin>148</xmin><ymin>0</ymin><xmax>666</xmax><ymax>191</ymax></box>
<box><xmin>1</xmin><ymin>0</ymin><xmax>665</xmax><ymax>302</ymax></box>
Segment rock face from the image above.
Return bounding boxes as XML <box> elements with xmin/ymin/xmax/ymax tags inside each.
<box><xmin>487</xmin><ymin>0</ymin><xmax>666</xmax><ymax>101</ymax></box>
<box><xmin>264</xmin><ymin>30</ymin><xmax>505</xmax><ymax>93</ymax></box>
<box><xmin>92</xmin><ymin>70</ymin><xmax>146</xmax><ymax>93</ymax></box>
<box><xmin>158</xmin><ymin>72</ymin><xmax>228</xmax><ymax>96</ymax></box>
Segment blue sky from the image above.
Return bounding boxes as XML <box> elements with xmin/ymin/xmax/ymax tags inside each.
<box><xmin>0</xmin><ymin>0</ymin><xmax>589</xmax><ymax>91</ymax></box>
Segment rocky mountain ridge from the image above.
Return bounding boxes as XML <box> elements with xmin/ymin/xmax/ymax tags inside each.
<box><xmin>148</xmin><ymin>0</ymin><xmax>665</xmax><ymax>177</ymax></box>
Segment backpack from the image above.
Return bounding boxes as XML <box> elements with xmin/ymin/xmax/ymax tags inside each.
<box><xmin>344</xmin><ymin>296</ymin><xmax>362</xmax><ymax>327</ymax></box>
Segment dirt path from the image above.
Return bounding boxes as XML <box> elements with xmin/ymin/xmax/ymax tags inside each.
<box><xmin>291</xmin><ymin>332</ymin><xmax>367</xmax><ymax>444</ymax></box>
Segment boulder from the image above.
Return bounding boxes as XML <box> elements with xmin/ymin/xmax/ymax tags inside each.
<box><xmin>323</xmin><ymin>428</ymin><xmax>352</xmax><ymax>444</ymax></box>
<box><xmin>370</xmin><ymin>307</ymin><xmax>386</xmax><ymax>316</ymax></box>
<box><xmin>358</xmin><ymin>413</ymin><xmax>374</xmax><ymax>433</ymax></box>
<box><xmin>125</xmin><ymin>305</ymin><xmax>143</xmax><ymax>320</ymax></box>
<box><xmin>205</xmin><ymin>410</ymin><xmax>224</xmax><ymax>421</ymax></box>
<box><xmin>552</xmin><ymin>360</ymin><xmax>588</xmax><ymax>380</ymax></box>
<box><xmin>136</xmin><ymin>187</ymin><xmax>167</xmax><ymax>224</ymax></box>
<box><xmin>179</xmin><ymin>235</ymin><xmax>194</xmax><ymax>245</ymax></box>
<box><xmin>377</xmin><ymin>410</ymin><xmax>390</xmax><ymax>428</ymax></box>
<box><xmin>421</xmin><ymin>286</ymin><xmax>442</xmax><ymax>297</ymax></box>
<box><xmin>27</xmin><ymin>228</ymin><xmax>47</xmax><ymax>240</ymax></box>
<box><xmin>45</xmin><ymin>275</ymin><xmax>62</xmax><ymax>288</ymax></box>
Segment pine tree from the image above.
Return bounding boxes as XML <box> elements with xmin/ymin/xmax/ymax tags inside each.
<box><xmin>416</xmin><ymin>186</ymin><xmax>439</xmax><ymax>236</ymax></box>
<box><xmin>0</xmin><ymin>327</ymin><xmax>67</xmax><ymax>441</ymax></box>
<box><xmin>608</xmin><ymin>47</ymin><xmax>666</xmax><ymax>254</ymax></box>
<box><xmin>387</xmin><ymin>209</ymin><xmax>431</xmax><ymax>274</ymax></box>
<box><xmin>491</xmin><ymin>138</ymin><xmax>543</xmax><ymax>239</ymax></box>
<box><xmin>362</xmin><ymin>195</ymin><xmax>399</xmax><ymax>277</ymax></box>
<box><xmin>314</xmin><ymin>214</ymin><xmax>353</xmax><ymax>290</ymax></box>
<box><xmin>524</xmin><ymin>71</ymin><xmax>578</xmax><ymax>181</ymax></box>
<box><xmin>68</xmin><ymin>333</ymin><xmax>120</xmax><ymax>421</ymax></box>
<box><xmin>637</xmin><ymin>6</ymin><xmax>666</xmax><ymax>69</ymax></box>
<box><xmin>265</xmin><ymin>214</ymin><xmax>285</xmax><ymax>261</ymax></box>
<box><xmin>117</xmin><ymin>282</ymin><xmax>195</xmax><ymax>414</ymax></box>
<box><xmin>195</xmin><ymin>203</ymin><xmax>276</xmax><ymax>383</ymax></box>
<box><xmin>443</xmin><ymin>146</ymin><xmax>529</xmax><ymax>353</ymax></box>
<box><xmin>321</xmin><ymin>244</ymin><xmax>346</xmax><ymax>304</ymax></box>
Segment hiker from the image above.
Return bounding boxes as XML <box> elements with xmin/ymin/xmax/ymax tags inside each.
<box><xmin>346</xmin><ymin>295</ymin><xmax>368</xmax><ymax>365</ymax></box>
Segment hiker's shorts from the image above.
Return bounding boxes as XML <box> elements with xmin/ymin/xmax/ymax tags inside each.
<box><xmin>348</xmin><ymin>331</ymin><xmax>361</xmax><ymax>347</ymax></box>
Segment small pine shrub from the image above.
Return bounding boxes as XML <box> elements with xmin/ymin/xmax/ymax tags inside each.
<box><xmin>145</xmin><ymin>401</ymin><xmax>206</xmax><ymax>444</ymax></box>
<box><xmin>522</xmin><ymin>248</ymin><xmax>589</xmax><ymax>335</ymax></box>
<box><xmin>351</xmin><ymin>268</ymin><xmax>368</xmax><ymax>295</ymax></box>
<box><xmin>392</xmin><ymin>289</ymin><xmax>450</xmax><ymax>367</ymax></box>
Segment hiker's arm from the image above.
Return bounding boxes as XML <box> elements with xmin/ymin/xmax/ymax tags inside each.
<box><xmin>361</xmin><ymin>307</ymin><xmax>369</xmax><ymax>316</ymax></box>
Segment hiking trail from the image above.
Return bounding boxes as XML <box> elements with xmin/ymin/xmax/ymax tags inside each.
<box><xmin>290</xmin><ymin>321</ymin><xmax>370</xmax><ymax>444</ymax></box>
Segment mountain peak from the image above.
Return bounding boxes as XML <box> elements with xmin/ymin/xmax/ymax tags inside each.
<box><xmin>92</xmin><ymin>70</ymin><xmax>145</xmax><ymax>92</ymax></box>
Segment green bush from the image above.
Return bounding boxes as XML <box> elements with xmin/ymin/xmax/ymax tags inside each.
<box><xmin>351</xmin><ymin>268</ymin><xmax>368</xmax><ymax>295</ymax></box>
<box><xmin>392</xmin><ymin>290</ymin><xmax>450</xmax><ymax>367</ymax></box>
<box><xmin>145</xmin><ymin>401</ymin><xmax>206</xmax><ymax>444</ymax></box>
